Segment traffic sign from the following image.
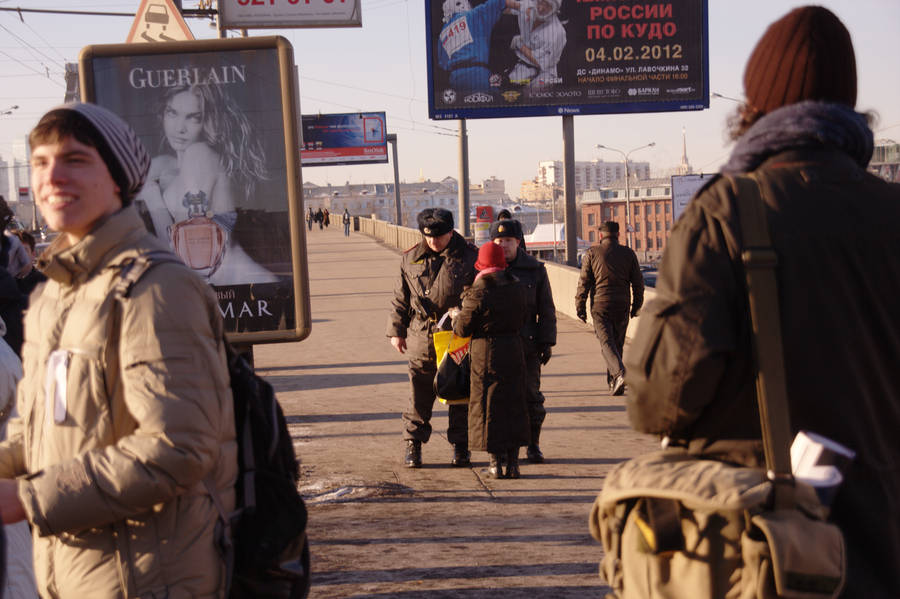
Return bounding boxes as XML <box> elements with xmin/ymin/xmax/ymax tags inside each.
<box><xmin>126</xmin><ymin>0</ymin><xmax>194</xmax><ymax>44</ymax></box>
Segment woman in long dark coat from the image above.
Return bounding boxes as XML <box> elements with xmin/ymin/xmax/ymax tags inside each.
<box><xmin>453</xmin><ymin>242</ymin><xmax>530</xmax><ymax>478</ymax></box>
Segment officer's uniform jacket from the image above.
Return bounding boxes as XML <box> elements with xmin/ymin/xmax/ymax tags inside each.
<box><xmin>507</xmin><ymin>249</ymin><xmax>556</xmax><ymax>349</ymax></box>
<box><xmin>387</xmin><ymin>232</ymin><xmax>477</xmax><ymax>359</ymax></box>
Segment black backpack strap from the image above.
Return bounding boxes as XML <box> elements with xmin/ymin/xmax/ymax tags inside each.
<box><xmin>203</xmin><ymin>477</ymin><xmax>235</xmax><ymax>597</ymax></box>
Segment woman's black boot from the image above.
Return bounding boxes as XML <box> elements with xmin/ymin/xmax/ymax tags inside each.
<box><xmin>487</xmin><ymin>454</ymin><xmax>504</xmax><ymax>478</ymax></box>
<box><xmin>505</xmin><ymin>449</ymin><xmax>520</xmax><ymax>479</ymax></box>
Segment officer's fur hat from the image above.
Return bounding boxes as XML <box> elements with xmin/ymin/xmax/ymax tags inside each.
<box><xmin>600</xmin><ymin>221</ymin><xmax>619</xmax><ymax>235</ymax></box>
<box><xmin>417</xmin><ymin>208</ymin><xmax>454</xmax><ymax>237</ymax></box>
<box><xmin>490</xmin><ymin>219</ymin><xmax>522</xmax><ymax>241</ymax></box>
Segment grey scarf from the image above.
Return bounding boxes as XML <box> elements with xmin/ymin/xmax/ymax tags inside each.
<box><xmin>722</xmin><ymin>101</ymin><xmax>873</xmax><ymax>175</ymax></box>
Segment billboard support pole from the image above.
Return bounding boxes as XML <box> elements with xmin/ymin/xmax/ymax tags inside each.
<box><xmin>458</xmin><ymin>119</ymin><xmax>470</xmax><ymax>237</ymax></box>
<box><xmin>562</xmin><ymin>115</ymin><xmax>577</xmax><ymax>266</ymax></box>
<box><xmin>387</xmin><ymin>133</ymin><xmax>401</xmax><ymax>225</ymax></box>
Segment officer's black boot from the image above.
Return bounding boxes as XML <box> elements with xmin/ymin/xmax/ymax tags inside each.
<box><xmin>451</xmin><ymin>443</ymin><xmax>471</xmax><ymax>467</ymax></box>
<box><xmin>487</xmin><ymin>454</ymin><xmax>504</xmax><ymax>478</ymax></box>
<box><xmin>404</xmin><ymin>440</ymin><xmax>422</xmax><ymax>468</ymax></box>
<box><xmin>526</xmin><ymin>426</ymin><xmax>545</xmax><ymax>463</ymax></box>
<box><xmin>505</xmin><ymin>449</ymin><xmax>521</xmax><ymax>479</ymax></box>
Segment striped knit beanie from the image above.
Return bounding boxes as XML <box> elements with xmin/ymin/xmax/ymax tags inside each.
<box><xmin>46</xmin><ymin>103</ymin><xmax>150</xmax><ymax>205</ymax></box>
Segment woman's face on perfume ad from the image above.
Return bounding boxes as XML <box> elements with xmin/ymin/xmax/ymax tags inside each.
<box><xmin>163</xmin><ymin>90</ymin><xmax>203</xmax><ymax>153</ymax></box>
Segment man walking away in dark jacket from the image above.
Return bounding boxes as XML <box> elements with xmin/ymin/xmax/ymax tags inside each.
<box><xmin>492</xmin><ymin>219</ymin><xmax>556</xmax><ymax>462</ymax></box>
<box><xmin>575</xmin><ymin>221</ymin><xmax>643</xmax><ymax>396</ymax></box>
<box><xmin>387</xmin><ymin>208</ymin><xmax>478</xmax><ymax>468</ymax></box>
<box><xmin>343</xmin><ymin>209</ymin><xmax>351</xmax><ymax>237</ymax></box>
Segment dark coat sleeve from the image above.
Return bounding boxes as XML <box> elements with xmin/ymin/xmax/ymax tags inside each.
<box><xmin>623</xmin><ymin>184</ymin><xmax>744</xmax><ymax>436</ymax></box>
<box><xmin>629</xmin><ymin>253</ymin><xmax>645</xmax><ymax>314</ymax></box>
<box><xmin>453</xmin><ymin>287</ymin><xmax>483</xmax><ymax>339</ymax></box>
<box><xmin>574</xmin><ymin>250</ymin><xmax>594</xmax><ymax>313</ymax></box>
<box><xmin>535</xmin><ymin>265</ymin><xmax>557</xmax><ymax>346</ymax></box>
<box><xmin>386</xmin><ymin>260</ymin><xmax>412</xmax><ymax>338</ymax></box>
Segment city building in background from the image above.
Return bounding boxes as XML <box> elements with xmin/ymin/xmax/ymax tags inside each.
<box><xmin>581</xmin><ymin>177</ymin><xmax>674</xmax><ymax>263</ymax></box>
<box><xmin>535</xmin><ymin>159</ymin><xmax>651</xmax><ymax>194</ymax></box>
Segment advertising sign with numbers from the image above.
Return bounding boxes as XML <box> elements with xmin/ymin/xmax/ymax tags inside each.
<box><xmin>219</xmin><ymin>0</ymin><xmax>362</xmax><ymax>29</ymax></box>
<box><xmin>426</xmin><ymin>0</ymin><xmax>708</xmax><ymax>119</ymax></box>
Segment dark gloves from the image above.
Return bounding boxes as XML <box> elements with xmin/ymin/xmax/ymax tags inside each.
<box><xmin>576</xmin><ymin>307</ymin><xmax>587</xmax><ymax>323</ymax></box>
<box><xmin>539</xmin><ymin>344</ymin><xmax>552</xmax><ymax>365</ymax></box>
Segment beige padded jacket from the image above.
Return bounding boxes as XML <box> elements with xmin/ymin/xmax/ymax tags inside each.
<box><xmin>0</xmin><ymin>206</ymin><xmax>237</xmax><ymax>598</ymax></box>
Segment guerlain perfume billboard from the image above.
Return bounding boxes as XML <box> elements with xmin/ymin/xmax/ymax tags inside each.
<box><xmin>79</xmin><ymin>36</ymin><xmax>311</xmax><ymax>344</ymax></box>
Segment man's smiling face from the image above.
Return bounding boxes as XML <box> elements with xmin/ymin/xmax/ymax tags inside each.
<box><xmin>31</xmin><ymin>136</ymin><xmax>122</xmax><ymax>244</ymax></box>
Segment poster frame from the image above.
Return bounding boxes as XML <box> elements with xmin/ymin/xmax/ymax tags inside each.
<box><xmin>79</xmin><ymin>35</ymin><xmax>311</xmax><ymax>345</ymax></box>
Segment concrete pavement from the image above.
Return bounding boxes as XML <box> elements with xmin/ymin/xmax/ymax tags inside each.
<box><xmin>253</xmin><ymin>223</ymin><xmax>658</xmax><ymax>598</ymax></box>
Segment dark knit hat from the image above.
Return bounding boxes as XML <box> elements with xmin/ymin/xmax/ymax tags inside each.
<box><xmin>39</xmin><ymin>103</ymin><xmax>150</xmax><ymax>205</ymax></box>
<box><xmin>475</xmin><ymin>241</ymin><xmax>506</xmax><ymax>271</ymax></box>
<box><xmin>417</xmin><ymin>208</ymin><xmax>454</xmax><ymax>237</ymax></box>
<box><xmin>496</xmin><ymin>209</ymin><xmax>512</xmax><ymax>220</ymax></box>
<box><xmin>600</xmin><ymin>221</ymin><xmax>619</xmax><ymax>234</ymax></box>
<box><xmin>744</xmin><ymin>6</ymin><xmax>856</xmax><ymax>115</ymax></box>
<box><xmin>490</xmin><ymin>219</ymin><xmax>522</xmax><ymax>240</ymax></box>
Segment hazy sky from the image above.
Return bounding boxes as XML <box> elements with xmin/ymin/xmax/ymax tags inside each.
<box><xmin>1</xmin><ymin>0</ymin><xmax>899</xmax><ymax>195</ymax></box>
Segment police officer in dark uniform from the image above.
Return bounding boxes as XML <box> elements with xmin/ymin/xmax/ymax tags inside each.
<box><xmin>491</xmin><ymin>219</ymin><xmax>556</xmax><ymax>462</ymax></box>
<box><xmin>575</xmin><ymin>221</ymin><xmax>644</xmax><ymax>396</ymax></box>
<box><xmin>387</xmin><ymin>208</ymin><xmax>478</xmax><ymax>468</ymax></box>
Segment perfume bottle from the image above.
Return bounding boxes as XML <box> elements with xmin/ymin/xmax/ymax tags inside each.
<box><xmin>169</xmin><ymin>191</ymin><xmax>227</xmax><ymax>278</ymax></box>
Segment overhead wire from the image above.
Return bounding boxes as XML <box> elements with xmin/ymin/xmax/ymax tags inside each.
<box><xmin>0</xmin><ymin>20</ymin><xmax>65</xmax><ymax>77</ymax></box>
<box><xmin>14</xmin><ymin>10</ymin><xmax>71</xmax><ymax>63</ymax></box>
<box><xmin>0</xmin><ymin>49</ymin><xmax>63</xmax><ymax>86</ymax></box>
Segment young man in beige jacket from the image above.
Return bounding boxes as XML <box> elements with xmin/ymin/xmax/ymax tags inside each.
<box><xmin>0</xmin><ymin>103</ymin><xmax>237</xmax><ymax>598</ymax></box>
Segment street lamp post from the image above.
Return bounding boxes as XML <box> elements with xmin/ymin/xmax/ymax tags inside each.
<box><xmin>596</xmin><ymin>142</ymin><xmax>655</xmax><ymax>248</ymax></box>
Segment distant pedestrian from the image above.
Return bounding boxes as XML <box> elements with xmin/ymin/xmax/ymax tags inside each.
<box><xmin>452</xmin><ymin>242</ymin><xmax>528</xmax><ymax>478</ymax></box>
<box><xmin>387</xmin><ymin>208</ymin><xmax>477</xmax><ymax>468</ymax></box>
<box><xmin>492</xmin><ymin>219</ymin><xmax>555</xmax><ymax>463</ymax></box>
<box><xmin>0</xmin><ymin>102</ymin><xmax>236</xmax><ymax>597</ymax></box>
<box><xmin>323</xmin><ymin>208</ymin><xmax>330</xmax><ymax>228</ymax></box>
<box><xmin>343</xmin><ymin>208</ymin><xmax>351</xmax><ymax>236</ymax></box>
<box><xmin>574</xmin><ymin>221</ymin><xmax>643</xmax><ymax>395</ymax></box>
<box><xmin>307</xmin><ymin>207</ymin><xmax>314</xmax><ymax>231</ymax></box>
<box><xmin>315</xmin><ymin>208</ymin><xmax>324</xmax><ymax>229</ymax></box>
